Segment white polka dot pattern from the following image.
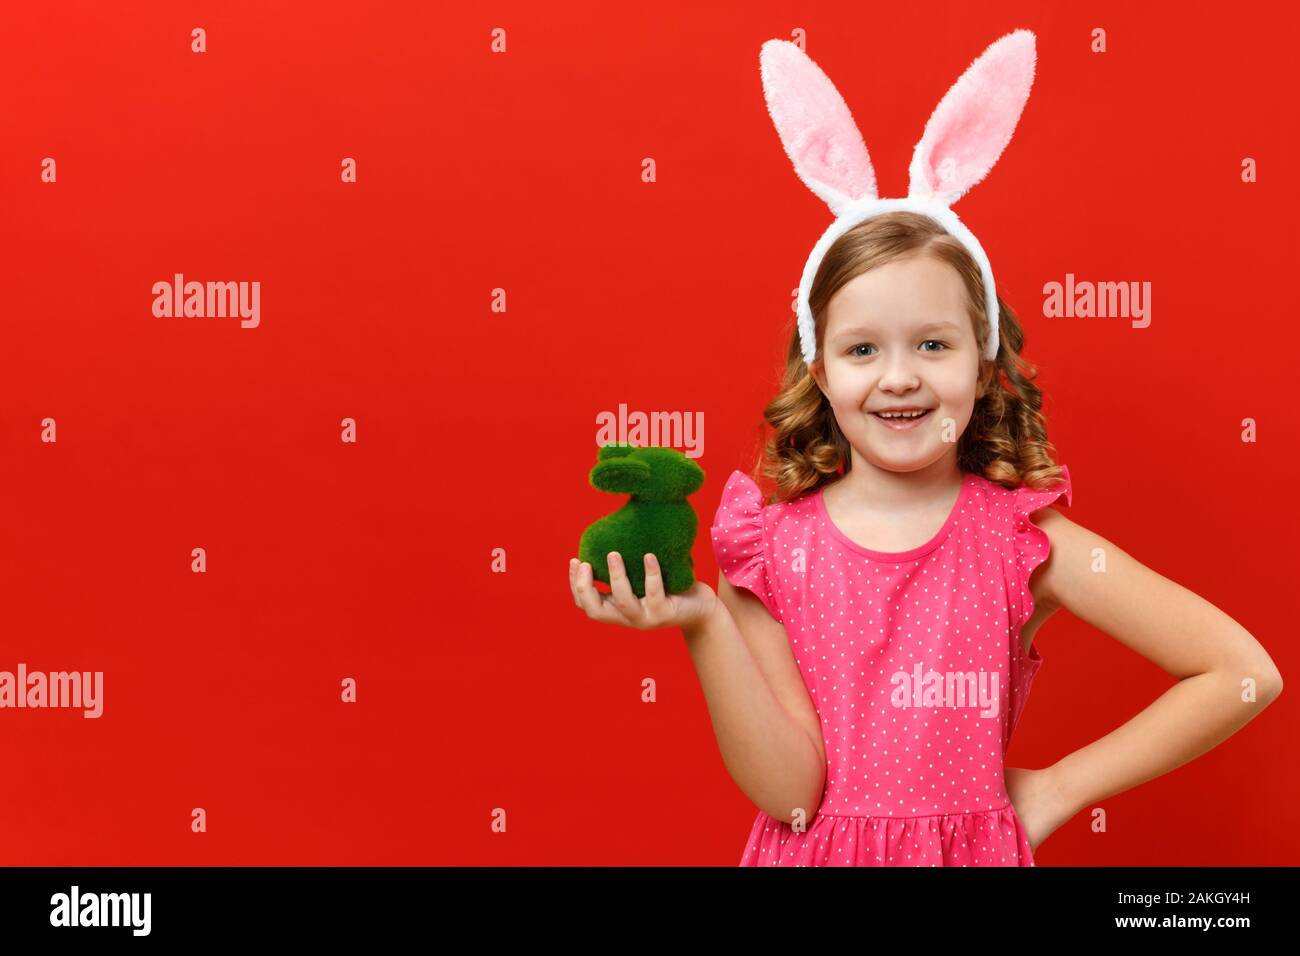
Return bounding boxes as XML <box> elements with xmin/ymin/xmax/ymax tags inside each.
<box><xmin>709</xmin><ymin>465</ymin><xmax>1073</xmax><ymax>866</ymax></box>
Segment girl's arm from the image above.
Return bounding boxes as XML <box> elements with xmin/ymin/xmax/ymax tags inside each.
<box><xmin>681</xmin><ymin>576</ymin><xmax>827</xmax><ymax>827</ymax></box>
<box><xmin>1030</xmin><ymin>507</ymin><xmax>1284</xmax><ymax>820</ymax></box>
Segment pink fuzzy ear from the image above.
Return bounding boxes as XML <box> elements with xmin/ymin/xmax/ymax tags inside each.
<box><xmin>759</xmin><ymin>39</ymin><xmax>877</xmax><ymax>214</ymax></box>
<box><xmin>908</xmin><ymin>30</ymin><xmax>1036</xmax><ymax>206</ymax></box>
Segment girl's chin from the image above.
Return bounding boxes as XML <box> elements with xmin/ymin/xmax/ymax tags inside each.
<box><xmin>851</xmin><ymin>443</ymin><xmax>948</xmax><ymax>472</ymax></box>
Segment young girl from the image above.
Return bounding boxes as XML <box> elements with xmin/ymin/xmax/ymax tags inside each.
<box><xmin>568</xmin><ymin>34</ymin><xmax>1282</xmax><ymax>866</ymax></box>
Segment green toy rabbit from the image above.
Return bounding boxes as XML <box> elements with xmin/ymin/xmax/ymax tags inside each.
<box><xmin>579</xmin><ymin>443</ymin><xmax>705</xmax><ymax>597</ymax></box>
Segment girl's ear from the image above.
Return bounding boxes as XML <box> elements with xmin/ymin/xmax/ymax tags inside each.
<box><xmin>809</xmin><ymin>358</ymin><xmax>830</xmax><ymax>398</ymax></box>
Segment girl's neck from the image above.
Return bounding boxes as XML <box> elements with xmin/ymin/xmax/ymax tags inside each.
<box><xmin>830</xmin><ymin>452</ymin><xmax>964</xmax><ymax>515</ymax></box>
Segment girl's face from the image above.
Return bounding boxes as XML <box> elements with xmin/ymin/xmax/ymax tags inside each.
<box><xmin>810</xmin><ymin>254</ymin><xmax>987</xmax><ymax>475</ymax></box>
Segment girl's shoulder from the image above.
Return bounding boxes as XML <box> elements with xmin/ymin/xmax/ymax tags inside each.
<box><xmin>964</xmin><ymin>466</ymin><xmax>1074</xmax><ymax>630</ymax></box>
<box><xmin>709</xmin><ymin>470</ymin><xmax>813</xmax><ymax>620</ymax></box>
<box><xmin>964</xmin><ymin>466</ymin><xmax>1074</xmax><ymax>527</ymax></box>
<box><xmin>710</xmin><ymin>470</ymin><xmax>784</xmax><ymax>559</ymax></box>
<box><xmin>710</xmin><ymin>470</ymin><xmax>815</xmax><ymax>542</ymax></box>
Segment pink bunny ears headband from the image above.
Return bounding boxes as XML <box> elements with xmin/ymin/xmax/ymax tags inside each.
<box><xmin>759</xmin><ymin>29</ymin><xmax>1038</xmax><ymax>365</ymax></box>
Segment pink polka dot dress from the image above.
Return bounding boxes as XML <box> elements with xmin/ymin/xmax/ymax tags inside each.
<box><xmin>709</xmin><ymin>464</ymin><xmax>1072</xmax><ymax>866</ymax></box>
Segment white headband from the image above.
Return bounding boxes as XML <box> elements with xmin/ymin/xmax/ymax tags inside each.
<box><xmin>759</xmin><ymin>30</ymin><xmax>1038</xmax><ymax>365</ymax></box>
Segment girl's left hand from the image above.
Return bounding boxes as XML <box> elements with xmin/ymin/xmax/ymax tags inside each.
<box><xmin>1004</xmin><ymin>766</ymin><xmax>1076</xmax><ymax>853</ymax></box>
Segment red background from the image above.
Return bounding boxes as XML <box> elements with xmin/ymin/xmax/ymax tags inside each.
<box><xmin>1</xmin><ymin>0</ymin><xmax>1294</xmax><ymax>865</ymax></box>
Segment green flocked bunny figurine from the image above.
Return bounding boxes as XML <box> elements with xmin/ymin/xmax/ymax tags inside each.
<box><xmin>579</xmin><ymin>443</ymin><xmax>706</xmax><ymax>597</ymax></box>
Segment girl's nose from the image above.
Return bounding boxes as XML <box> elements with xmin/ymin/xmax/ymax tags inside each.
<box><xmin>877</xmin><ymin>356</ymin><xmax>921</xmax><ymax>390</ymax></box>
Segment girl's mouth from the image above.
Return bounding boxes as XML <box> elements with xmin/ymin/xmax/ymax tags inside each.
<box><xmin>870</xmin><ymin>408</ymin><xmax>933</xmax><ymax>431</ymax></box>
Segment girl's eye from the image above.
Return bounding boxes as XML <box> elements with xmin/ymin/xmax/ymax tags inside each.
<box><xmin>848</xmin><ymin>340</ymin><xmax>947</xmax><ymax>357</ymax></box>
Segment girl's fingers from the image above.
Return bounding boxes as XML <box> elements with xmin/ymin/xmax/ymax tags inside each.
<box><xmin>605</xmin><ymin>552</ymin><xmax>644</xmax><ymax>619</ymax></box>
<box><xmin>641</xmin><ymin>553</ymin><xmax>666</xmax><ymax>605</ymax></box>
<box><xmin>571</xmin><ymin>561</ymin><xmax>600</xmax><ymax>615</ymax></box>
<box><xmin>573</xmin><ymin>561</ymin><xmax>626</xmax><ymax>624</ymax></box>
<box><xmin>569</xmin><ymin>558</ymin><xmax>584</xmax><ymax>607</ymax></box>
<box><xmin>569</xmin><ymin>558</ymin><xmax>593</xmax><ymax>611</ymax></box>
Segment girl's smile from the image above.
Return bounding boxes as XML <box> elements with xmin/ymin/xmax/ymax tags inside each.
<box><xmin>870</xmin><ymin>407</ymin><xmax>935</xmax><ymax>430</ymax></box>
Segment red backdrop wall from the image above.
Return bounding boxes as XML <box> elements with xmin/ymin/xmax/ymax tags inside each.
<box><xmin>1</xmin><ymin>0</ymin><xmax>1294</xmax><ymax>865</ymax></box>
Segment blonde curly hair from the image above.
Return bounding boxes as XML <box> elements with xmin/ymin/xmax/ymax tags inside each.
<box><xmin>749</xmin><ymin>211</ymin><xmax>1065</xmax><ymax>504</ymax></box>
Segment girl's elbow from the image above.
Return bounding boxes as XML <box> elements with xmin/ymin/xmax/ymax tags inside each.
<box><xmin>1239</xmin><ymin>654</ymin><xmax>1282</xmax><ymax>704</ymax></box>
<box><xmin>1263</xmin><ymin>666</ymin><xmax>1283</xmax><ymax>703</ymax></box>
<box><xmin>789</xmin><ymin>775</ymin><xmax>826</xmax><ymax>828</ymax></box>
<box><xmin>1221</xmin><ymin>636</ymin><xmax>1283</xmax><ymax>704</ymax></box>
<box><xmin>761</xmin><ymin>773</ymin><xmax>825</xmax><ymax>828</ymax></box>
<box><xmin>1253</xmin><ymin>653</ymin><xmax>1283</xmax><ymax>703</ymax></box>
<box><xmin>765</xmin><ymin>798</ymin><xmax>821</xmax><ymax>830</ymax></box>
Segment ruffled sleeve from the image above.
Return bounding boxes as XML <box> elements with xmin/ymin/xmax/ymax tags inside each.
<box><xmin>1010</xmin><ymin>464</ymin><xmax>1073</xmax><ymax>631</ymax></box>
<box><xmin>710</xmin><ymin>470</ymin><xmax>781</xmax><ymax>621</ymax></box>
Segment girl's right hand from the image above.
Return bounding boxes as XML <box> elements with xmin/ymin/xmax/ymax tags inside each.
<box><xmin>569</xmin><ymin>552</ymin><xmax>721</xmax><ymax>632</ymax></box>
